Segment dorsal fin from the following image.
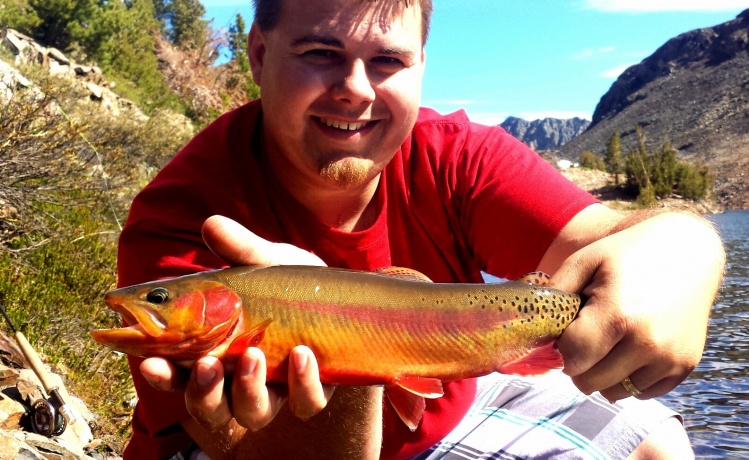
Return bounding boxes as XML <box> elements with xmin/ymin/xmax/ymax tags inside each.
<box><xmin>374</xmin><ymin>266</ymin><xmax>433</xmax><ymax>283</ymax></box>
<box><xmin>516</xmin><ymin>271</ymin><xmax>550</xmax><ymax>286</ymax></box>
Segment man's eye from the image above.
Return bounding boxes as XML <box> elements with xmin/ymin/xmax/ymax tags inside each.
<box><xmin>303</xmin><ymin>49</ymin><xmax>340</xmax><ymax>60</ymax></box>
<box><xmin>372</xmin><ymin>56</ymin><xmax>405</xmax><ymax>68</ymax></box>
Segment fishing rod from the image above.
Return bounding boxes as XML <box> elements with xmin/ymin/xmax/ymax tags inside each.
<box><xmin>0</xmin><ymin>301</ymin><xmax>76</xmax><ymax>437</ymax></box>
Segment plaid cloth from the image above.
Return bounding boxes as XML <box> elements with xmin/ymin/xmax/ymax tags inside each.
<box><xmin>412</xmin><ymin>372</ymin><xmax>680</xmax><ymax>460</ymax></box>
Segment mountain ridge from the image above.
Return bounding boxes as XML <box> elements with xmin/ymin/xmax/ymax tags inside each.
<box><xmin>560</xmin><ymin>9</ymin><xmax>749</xmax><ymax>208</ymax></box>
<box><xmin>500</xmin><ymin>116</ymin><xmax>590</xmax><ymax>151</ymax></box>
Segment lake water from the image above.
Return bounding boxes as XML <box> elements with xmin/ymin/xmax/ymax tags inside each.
<box><xmin>657</xmin><ymin>210</ymin><xmax>749</xmax><ymax>458</ymax></box>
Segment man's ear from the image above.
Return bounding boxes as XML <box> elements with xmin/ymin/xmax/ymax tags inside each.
<box><xmin>248</xmin><ymin>23</ymin><xmax>266</xmax><ymax>86</ymax></box>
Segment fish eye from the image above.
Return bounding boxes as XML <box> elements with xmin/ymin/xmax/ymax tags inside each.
<box><xmin>146</xmin><ymin>287</ymin><xmax>169</xmax><ymax>304</ymax></box>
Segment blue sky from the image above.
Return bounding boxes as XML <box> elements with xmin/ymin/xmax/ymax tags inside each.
<box><xmin>201</xmin><ymin>0</ymin><xmax>748</xmax><ymax>125</ymax></box>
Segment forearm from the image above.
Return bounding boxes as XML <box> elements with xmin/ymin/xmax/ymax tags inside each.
<box><xmin>185</xmin><ymin>386</ymin><xmax>383</xmax><ymax>459</ymax></box>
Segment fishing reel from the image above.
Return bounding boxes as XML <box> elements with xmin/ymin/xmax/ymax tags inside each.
<box><xmin>29</xmin><ymin>389</ymin><xmax>69</xmax><ymax>437</ymax></box>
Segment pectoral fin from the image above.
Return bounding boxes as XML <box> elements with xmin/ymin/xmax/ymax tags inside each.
<box><xmin>226</xmin><ymin>319</ymin><xmax>273</xmax><ymax>359</ymax></box>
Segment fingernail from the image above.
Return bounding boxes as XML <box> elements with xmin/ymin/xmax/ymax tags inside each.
<box><xmin>141</xmin><ymin>369</ymin><xmax>162</xmax><ymax>387</ymax></box>
<box><xmin>293</xmin><ymin>349</ymin><xmax>308</xmax><ymax>373</ymax></box>
<box><xmin>196</xmin><ymin>359</ymin><xmax>218</xmax><ymax>387</ymax></box>
<box><xmin>241</xmin><ymin>350</ymin><xmax>258</xmax><ymax>377</ymax></box>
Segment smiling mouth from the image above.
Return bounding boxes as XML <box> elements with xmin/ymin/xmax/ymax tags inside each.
<box><xmin>317</xmin><ymin>117</ymin><xmax>372</xmax><ymax>131</ymax></box>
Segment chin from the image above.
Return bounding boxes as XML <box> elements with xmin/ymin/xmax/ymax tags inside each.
<box><xmin>319</xmin><ymin>157</ymin><xmax>375</xmax><ymax>189</ymax></box>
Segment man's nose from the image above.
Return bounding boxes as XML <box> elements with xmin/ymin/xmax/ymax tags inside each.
<box><xmin>331</xmin><ymin>60</ymin><xmax>375</xmax><ymax>105</ymax></box>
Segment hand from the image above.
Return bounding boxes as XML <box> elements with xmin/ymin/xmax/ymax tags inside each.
<box><xmin>140</xmin><ymin>215</ymin><xmax>336</xmax><ymax>431</ymax></box>
<box><xmin>550</xmin><ymin>212</ymin><xmax>724</xmax><ymax>402</ymax></box>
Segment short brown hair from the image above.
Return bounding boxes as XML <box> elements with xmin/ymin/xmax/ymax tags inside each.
<box><xmin>252</xmin><ymin>0</ymin><xmax>433</xmax><ymax>44</ymax></box>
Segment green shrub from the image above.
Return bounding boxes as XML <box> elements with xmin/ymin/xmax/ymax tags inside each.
<box><xmin>619</xmin><ymin>126</ymin><xmax>712</xmax><ymax>204</ymax></box>
<box><xmin>0</xmin><ymin>77</ymin><xmax>190</xmax><ymax>447</ymax></box>
<box><xmin>579</xmin><ymin>150</ymin><xmax>606</xmax><ymax>171</ymax></box>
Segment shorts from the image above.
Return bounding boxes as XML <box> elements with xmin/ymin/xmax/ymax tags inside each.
<box><xmin>170</xmin><ymin>371</ymin><xmax>680</xmax><ymax>460</ymax></box>
<box><xmin>412</xmin><ymin>371</ymin><xmax>680</xmax><ymax>460</ymax></box>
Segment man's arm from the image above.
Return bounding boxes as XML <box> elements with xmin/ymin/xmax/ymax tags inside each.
<box><xmin>139</xmin><ymin>216</ymin><xmax>383</xmax><ymax>459</ymax></box>
<box><xmin>539</xmin><ymin>203</ymin><xmax>725</xmax><ymax>402</ymax></box>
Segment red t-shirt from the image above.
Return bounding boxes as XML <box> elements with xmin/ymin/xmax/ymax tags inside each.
<box><xmin>117</xmin><ymin>100</ymin><xmax>597</xmax><ymax>459</ymax></box>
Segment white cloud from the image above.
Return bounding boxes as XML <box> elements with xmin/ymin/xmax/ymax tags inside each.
<box><xmin>584</xmin><ymin>0</ymin><xmax>749</xmax><ymax>12</ymax></box>
<box><xmin>601</xmin><ymin>63</ymin><xmax>635</xmax><ymax>78</ymax></box>
<box><xmin>571</xmin><ymin>46</ymin><xmax>616</xmax><ymax>60</ymax></box>
<box><xmin>431</xmin><ymin>108</ymin><xmax>592</xmax><ymax>125</ymax></box>
<box><xmin>464</xmin><ymin>112</ymin><xmax>511</xmax><ymax>126</ymax></box>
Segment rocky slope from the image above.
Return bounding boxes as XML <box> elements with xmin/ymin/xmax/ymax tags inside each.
<box><xmin>500</xmin><ymin>116</ymin><xmax>590</xmax><ymax>151</ymax></box>
<box><xmin>559</xmin><ymin>9</ymin><xmax>749</xmax><ymax>209</ymax></box>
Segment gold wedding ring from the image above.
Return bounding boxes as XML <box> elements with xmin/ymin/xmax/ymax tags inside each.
<box><xmin>621</xmin><ymin>376</ymin><xmax>642</xmax><ymax>397</ymax></box>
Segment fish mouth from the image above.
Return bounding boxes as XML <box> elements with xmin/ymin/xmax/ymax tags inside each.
<box><xmin>101</xmin><ymin>293</ymin><xmax>168</xmax><ymax>338</ymax></box>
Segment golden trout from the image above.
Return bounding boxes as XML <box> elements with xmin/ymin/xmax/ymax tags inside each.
<box><xmin>92</xmin><ymin>265</ymin><xmax>580</xmax><ymax>429</ymax></box>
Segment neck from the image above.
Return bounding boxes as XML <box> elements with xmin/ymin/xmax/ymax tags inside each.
<box><xmin>302</xmin><ymin>178</ymin><xmax>381</xmax><ymax>232</ymax></box>
<box><xmin>261</xmin><ymin>141</ymin><xmax>383</xmax><ymax>233</ymax></box>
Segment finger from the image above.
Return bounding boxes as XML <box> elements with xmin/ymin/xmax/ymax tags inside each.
<box><xmin>184</xmin><ymin>356</ymin><xmax>234</xmax><ymax>432</ymax></box>
<box><xmin>202</xmin><ymin>215</ymin><xmax>325</xmax><ymax>267</ymax></box>
<box><xmin>288</xmin><ymin>346</ymin><xmax>336</xmax><ymax>420</ymax></box>
<box><xmin>567</xmin><ymin>337</ymin><xmax>650</xmax><ymax>395</ymax></box>
<box><xmin>600</xmin><ymin>368</ymin><xmax>690</xmax><ymax>403</ymax></box>
<box><xmin>232</xmin><ymin>347</ymin><xmax>288</xmax><ymax>431</ymax></box>
<box><xmin>140</xmin><ymin>357</ymin><xmax>189</xmax><ymax>392</ymax></box>
<box><xmin>556</xmin><ymin>297</ymin><xmax>628</xmax><ymax>378</ymax></box>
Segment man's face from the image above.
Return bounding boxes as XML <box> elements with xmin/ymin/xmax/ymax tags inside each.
<box><xmin>249</xmin><ymin>0</ymin><xmax>425</xmax><ymax>191</ymax></box>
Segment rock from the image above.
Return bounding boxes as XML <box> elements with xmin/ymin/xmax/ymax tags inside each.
<box><xmin>0</xmin><ymin>27</ymin><xmax>148</xmax><ymax>122</ymax></box>
<box><xmin>47</xmin><ymin>48</ymin><xmax>70</xmax><ymax>67</ymax></box>
<box><xmin>86</xmin><ymin>82</ymin><xmax>103</xmax><ymax>100</ymax></box>
<box><xmin>0</xmin><ymin>349</ymin><xmax>102</xmax><ymax>459</ymax></box>
<box><xmin>0</xmin><ymin>395</ymin><xmax>25</xmax><ymax>429</ymax></box>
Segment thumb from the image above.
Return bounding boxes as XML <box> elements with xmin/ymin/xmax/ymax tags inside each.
<box><xmin>202</xmin><ymin>215</ymin><xmax>326</xmax><ymax>267</ymax></box>
<box><xmin>546</xmin><ymin>245</ymin><xmax>604</xmax><ymax>296</ymax></box>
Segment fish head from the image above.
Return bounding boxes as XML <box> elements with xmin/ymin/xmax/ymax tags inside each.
<box><xmin>91</xmin><ymin>277</ymin><xmax>243</xmax><ymax>361</ymax></box>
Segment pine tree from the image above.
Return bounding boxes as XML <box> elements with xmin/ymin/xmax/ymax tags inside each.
<box><xmin>165</xmin><ymin>0</ymin><xmax>207</xmax><ymax>48</ymax></box>
<box><xmin>228</xmin><ymin>13</ymin><xmax>249</xmax><ymax>72</ymax></box>
<box><xmin>27</xmin><ymin>0</ymin><xmax>100</xmax><ymax>51</ymax></box>
<box><xmin>604</xmin><ymin>130</ymin><xmax>623</xmax><ymax>185</ymax></box>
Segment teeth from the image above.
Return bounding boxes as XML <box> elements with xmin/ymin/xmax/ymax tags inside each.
<box><xmin>319</xmin><ymin>117</ymin><xmax>369</xmax><ymax>131</ymax></box>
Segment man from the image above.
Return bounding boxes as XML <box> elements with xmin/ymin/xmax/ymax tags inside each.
<box><xmin>117</xmin><ymin>0</ymin><xmax>725</xmax><ymax>458</ymax></box>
